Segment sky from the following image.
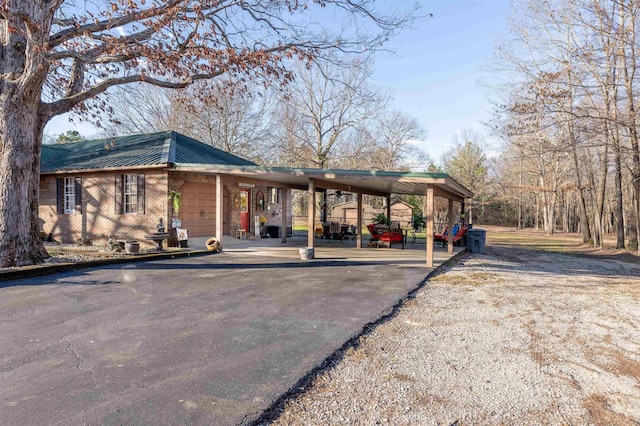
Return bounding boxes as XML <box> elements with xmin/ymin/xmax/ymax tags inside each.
<box><xmin>370</xmin><ymin>0</ymin><xmax>512</xmax><ymax>161</ymax></box>
<box><xmin>45</xmin><ymin>0</ymin><xmax>512</xmax><ymax>163</ymax></box>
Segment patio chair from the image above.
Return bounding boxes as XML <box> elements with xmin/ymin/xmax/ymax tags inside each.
<box><xmin>433</xmin><ymin>226</ymin><xmax>448</xmax><ymax>247</ymax></box>
<box><xmin>370</xmin><ymin>222</ymin><xmax>405</xmax><ymax>249</ymax></box>
<box><xmin>434</xmin><ymin>225</ymin><xmax>467</xmax><ymax>247</ymax></box>
<box><xmin>367</xmin><ymin>223</ymin><xmax>380</xmax><ymax>247</ymax></box>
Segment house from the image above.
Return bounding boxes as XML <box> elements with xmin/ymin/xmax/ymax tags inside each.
<box><xmin>39</xmin><ymin>131</ymin><xmax>288</xmax><ymax>246</ymax></box>
<box><xmin>39</xmin><ymin>131</ymin><xmax>473</xmax><ymax>267</ymax></box>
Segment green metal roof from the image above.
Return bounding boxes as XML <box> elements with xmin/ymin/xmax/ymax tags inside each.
<box><xmin>40</xmin><ymin>131</ymin><xmax>256</xmax><ymax>172</ymax></box>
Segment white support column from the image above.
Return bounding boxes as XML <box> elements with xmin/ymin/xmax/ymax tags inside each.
<box><xmin>356</xmin><ymin>192</ymin><xmax>363</xmax><ymax>249</ymax></box>
<box><xmin>216</xmin><ymin>174</ymin><xmax>223</xmax><ymax>245</ymax></box>
<box><xmin>447</xmin><ymin>198</ymin><xmax>454</xmax><ymax>255</ymax></box>
<box><xmin>426</xmin><ymin>186</ymin><xmax>434</xmax><ymax>267</ymax></box>
<box><xmin>281</xmin><ymin>188</ymin><xmax>288</xmax><ymax>243</ymax></box>
<box><xmin>307</xmin><ymin>179</ymin><xmax>316</xmax><ymax>249</ymax></box>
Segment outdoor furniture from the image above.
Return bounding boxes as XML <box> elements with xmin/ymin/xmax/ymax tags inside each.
<box><xmin>368</xmin><ymin>223</ymin><xmax>405</xmax><ymax>249</ymax></box>
<box><xmin>433</xmin><ymin>226</ymin><xmax>448</xmax><ymax>245</ymax></box>
<box><xmin>367</xmin><ymin>223</ymin><xmax>380</xmax><ymax>247</ymax></box>
<box><xmin>236</xmin><ymin>228</ymin><xmax>247</xmax><ymax>239</ymax></box>
<box><xmin>322</xmin><ymin>221</ymin><xmax>343</xmax><ymax>240</ymax></box>
<box><xmin>434</xmin><ymin>226</ymin><xmax>468</xmax><ymax>247</ymax></box>
<box><xmin>378</xmin><ymin>222</ymin><xmax>405</xmax><ymax>249</ymax></box>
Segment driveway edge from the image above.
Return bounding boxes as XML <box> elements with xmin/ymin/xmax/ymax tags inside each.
<box><xmin>0</xmin><ymin>250</ymin><xmax>215</xmax><ymax>283</ymax></box>
<box><xmin>249</xmin><ymin>248</ymin><xmax>470</xmax><ymax>425</ymax></box>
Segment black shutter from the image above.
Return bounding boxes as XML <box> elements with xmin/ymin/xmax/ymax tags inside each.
<box><xmin>137</xmin><ymin>174</ymin><xmax>145</xmax><ymax>214</ymax></box>
<box><xmin>56</xmin><ymin>178</ymin><xmax>64</xmax><ymax>214</ymax></box>
<box><xmin>114</xmin><ymin>175</ymin><xmax>122</xmax><ymax>214</ymax></box>
<box><xmin>74</xmin><ymin>177</ymin><xmax>82</xmax><ymax>214</ymax></box>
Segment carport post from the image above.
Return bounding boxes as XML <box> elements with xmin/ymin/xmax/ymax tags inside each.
<box><xmin>281</xmin><ymin>188</ymin><xmax>288</xmax><ymax>243</ymax></box>
<box><xmin>426</xmin><ymin>186</ymin><xmax>434</xmax><ymax>267</ymax></box>
<box><xmin>447</xmin><ymin>198</ymin><xmax>454</xmax><ymax>255</ymax></box>
<box><xmin>356</xmin><ymin>192</ymin><xmax>363</xmax><ymax>248</ymax></box>
<box><xmin>308</xmin><ymin>179</ymin><xmax>316</xmax><ymax>249</ymax></box>
<box><xmin>216</xmin><ymin>174</ymin><xmax>223</xmax><ymax>244</ymax></box>
<box><xmin>386</xmin><ymin>195</ymin><xmax>391</xmax><ymax>221</ymax></box>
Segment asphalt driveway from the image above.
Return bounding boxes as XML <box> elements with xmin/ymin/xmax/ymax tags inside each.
<box><xmin>0</xmin><ymin>252</ymin><xmax>434</xmax><ymax>425</ymax></box>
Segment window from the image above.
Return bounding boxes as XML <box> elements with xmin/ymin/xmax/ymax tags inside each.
<box><xmin>115</xmin><ymin>174</ymin><xmax>145</xmax><ymax>214</ymax></box>
<box><xmin>124</xmin><ymin>174</ymin><xmax>137</xmax><ymax>214</ymax></box>
<box><xmin>56</xmin><ymin>177</ymin><xmax>82</xmax><ymax>214</ymax></box>
<box><xmin>64</xmin><ymin>177</ymin><xmax>75</xmax><ymax>214</ymax></box>
<box><xmin>267</xmin><ymin>187</ymin><xmax>282</xmax><ymax>204</ymax></box>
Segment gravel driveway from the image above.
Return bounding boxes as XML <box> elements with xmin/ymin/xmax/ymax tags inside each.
<box><xmin>270</xmin><ymin>246</ymin><xmax>640</xmax><ymax>425</ymax></box>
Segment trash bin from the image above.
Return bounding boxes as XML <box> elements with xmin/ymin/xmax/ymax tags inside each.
<box><xmin>466</xmin><ymin>228</ymin><xmax>486</xmax><ymax>254</ymax></box>
<box><xmin>266</xmin><ymin>225</ymin><xmax>280</xmax><ymax>238</ymax></box>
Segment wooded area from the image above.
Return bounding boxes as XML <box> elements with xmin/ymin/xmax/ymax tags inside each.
<box><xmin>487</xmin><ymin>0</ymin><xmax>640</xmax><ymax>253</ymax></box>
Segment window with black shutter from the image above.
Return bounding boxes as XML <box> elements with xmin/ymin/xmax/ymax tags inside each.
<box><xmin>56</xmin><ymin>177</ymin><xmax>82</xmax><ymax>214</ymax></box>
<box><xmin>115</xmin><ymin>173</ymin><xmax>145</xmax><ymax>214</ymax></box>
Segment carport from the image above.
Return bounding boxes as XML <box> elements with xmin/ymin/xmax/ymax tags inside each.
<box><xmin>172</xmin><ymin>164</ymin><xmax>473</xmax><ymax>267</ymax></box>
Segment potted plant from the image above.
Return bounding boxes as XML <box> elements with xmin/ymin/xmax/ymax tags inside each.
<box><xmin>168</xmin><ymin>190</ymin><xmax>181</xmax><ymax>215</ymax></box>
<box><xmin>124</xmin><ymin>240</ymin><xmax>140</xmax><ymax>253</ymax></box>
<box><xmin>411</xmin><ymin>213</ymin><xmax>425</xmax><ymax>232</ymax></box>
<box><xmin>372</xmin><ymin>213</ymin><xmax>390</xmax><ymax>226</ymax></box>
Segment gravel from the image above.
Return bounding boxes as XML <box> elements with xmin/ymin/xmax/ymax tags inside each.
<box><xmin>271</xmin><ymin>246</ymin><xmax>640</xmax><ymax>425</ymax></box>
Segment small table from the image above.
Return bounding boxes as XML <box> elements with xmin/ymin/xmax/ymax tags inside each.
<box><xmin>236</xmin><ymin>229</ymin><xmax>247</xmax><ymax>240</ymax></box>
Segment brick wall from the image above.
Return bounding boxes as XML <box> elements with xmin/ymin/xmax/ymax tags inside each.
<box><xmin>168</xmin><ymin>172</ymin><xmax>217</xmax><ymax>238</ymax></box>
<box><xmin>39</xmin><ymin>170</ymin><xmax>168</xmax><ymax>247</ymax></box>
<box><xmin>39</xmin><ymin>170</ymin><xmax>293</xmax><ymax>245</ymax></box>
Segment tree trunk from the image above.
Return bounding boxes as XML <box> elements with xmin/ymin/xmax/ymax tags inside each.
<box><xmin>0</xmin><ymin>93</ymin><xmax>49</xmax><ymax>267</ymax></box>
<box><xmin>613</xmin><ymin>135</ymin><xmax>625</xmax><ymax>249</ymax></box>
<box><xmin>568</xmin><ymin>124</ymin><xmax>591</xmax><ymax>242</ymax></box>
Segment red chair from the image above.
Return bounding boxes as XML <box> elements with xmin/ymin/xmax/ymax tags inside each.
<box><xmin>433</xmin><ymin>226</ymin><xmax>449</xmax><ymax>246</ymax></box>
<box><xmin>370</xmin><ymin>222</ymin><xmax>405</xmax><ymax>249</ymax></box>
<box><xmin>434</xmin><ymin>226</ymin><xmax>467</xmax><ymax>247</ymax></box>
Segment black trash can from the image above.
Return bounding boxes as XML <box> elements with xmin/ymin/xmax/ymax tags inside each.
<box><xmin>266</xmin><ymin>225</ymin><xmax>280</xmax><ymax>238</ymax></box>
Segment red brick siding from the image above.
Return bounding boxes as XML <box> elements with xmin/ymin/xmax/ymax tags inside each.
<box><xmin>169</xmin><ymin>173</ymin><xmax>217</xmax><ymax>238</ymax></box>
<box><xmin>39</xmin><ymin>170</ymin><xmax>168</xmax><ymax>246</ymax></box>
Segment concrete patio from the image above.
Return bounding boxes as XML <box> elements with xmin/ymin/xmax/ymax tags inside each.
<box><xmin>189</xmin><ymin>233</ymin><xmax>465</xmax><ymax>266</ymax></box>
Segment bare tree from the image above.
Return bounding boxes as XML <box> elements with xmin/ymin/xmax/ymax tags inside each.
<box><xmin>272</xmin><ymin>57</ymin><xmax>387</xmax><ymax>168</ymax></box>
<box><xmin>105</xmin><ymin>80</ymin><xmax>276</xmax><ymax>162</ymax></box>
<box><xmin>355</xmin><ymin>110</ymin><xmax>429</xmax><ymax>171</ymax></box>
<box><xmin>102</xmin><ymin>84</ymin><xmax>178</xmax><ymax>136</ymax></box>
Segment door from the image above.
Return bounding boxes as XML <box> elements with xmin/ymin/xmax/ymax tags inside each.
<box><xmin>239</xmin><ymin>189</ymin><xmax>250</xmax><ymax>231</ymax></box>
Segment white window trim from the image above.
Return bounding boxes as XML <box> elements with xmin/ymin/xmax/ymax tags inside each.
<box><xmin>64</xmin><ymin>177</ymin><xmax>75</xmax><ymax>214</ymax></box>
<box><xmin>123</xmin><ymin>174</ymin><xmax>137</xmax><ymax>214</ymax></box>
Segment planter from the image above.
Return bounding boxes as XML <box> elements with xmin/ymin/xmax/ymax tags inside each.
<box><xmin>124</xmin><ymin>241</ymin><xmax>140</xmax><ymax>254</ymax></box>
<box><xmin>299</xmin><ymin>247</ymin><xmax>314</xmax><ymax>260</ymax></box>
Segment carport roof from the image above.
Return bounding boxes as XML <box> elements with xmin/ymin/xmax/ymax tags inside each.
<box><xmin>172</xmin><ymin>163</ymin><xmax>473</xmax><ymax>201</ymax></box>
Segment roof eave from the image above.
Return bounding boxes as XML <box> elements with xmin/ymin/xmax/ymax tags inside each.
<box><xmin>40</xmin><ymin>164</ymin><xmax>169</xmax><ymax>175</ymax></box>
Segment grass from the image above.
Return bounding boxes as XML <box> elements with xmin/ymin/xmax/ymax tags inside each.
<box><xmin>483</xmin><ymin>225</ymin><xmax>640</xmax><ymax>265</ymax></box>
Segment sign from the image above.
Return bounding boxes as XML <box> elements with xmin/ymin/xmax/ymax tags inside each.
<box><xmin>177</xmin><ymin>228</ymin><xmax>188</xmax><ymax>241</ymax></box>
<box><xmin>171</xmin><ymin>218</ymin><xmax>182</xmax><ymax>228</ymax></box>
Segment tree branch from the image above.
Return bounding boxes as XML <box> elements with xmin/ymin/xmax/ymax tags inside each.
<box><xmin>45</xmin><ymin>72</ymin><xmax>223</xmax><ymax>119</ymax></box>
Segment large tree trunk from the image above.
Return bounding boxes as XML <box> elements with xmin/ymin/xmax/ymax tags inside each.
<box><xmin>0</xmin><ymin>2</ymin><xmax>52</xmax><ymax>267</ymax></box>
<box><xmin>0</xmin><ymin>94</ymin><xmax>49</xmax><ymax>267</ymax></box>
